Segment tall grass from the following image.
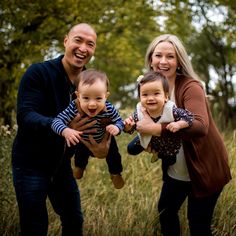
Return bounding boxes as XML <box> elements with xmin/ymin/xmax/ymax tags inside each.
<box><xmin>0</xmin><ymin>125</ymin><xmax>235</xmax><ymax>236</ymax></box>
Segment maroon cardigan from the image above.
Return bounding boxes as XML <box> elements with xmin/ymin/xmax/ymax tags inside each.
<box><xmin>161</xmin><ymin>75</ymin><xmax>231</xmax><ymax>197</ymax></box>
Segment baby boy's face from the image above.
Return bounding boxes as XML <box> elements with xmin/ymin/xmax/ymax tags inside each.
<box><xmin>77</xmin><ymin>80</ymin><xmax>109</xmax><ymax>117</ymax></box>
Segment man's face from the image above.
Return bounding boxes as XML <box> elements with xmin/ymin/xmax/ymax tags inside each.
<box><xmin>63</xmin><ymin>24</ymin><xmax>97</xmax><ymax>71</ymax></box>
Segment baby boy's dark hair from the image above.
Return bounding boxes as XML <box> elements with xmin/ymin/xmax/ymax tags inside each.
<box><xmin>75</xmin><ymin>68</ymin><xmax>110</xmax><ymax>91</ymax></box>
<box><xmin>137</xmin><ymin>71</ymin><xmax>169</xmax><ymax>97</ymax></box>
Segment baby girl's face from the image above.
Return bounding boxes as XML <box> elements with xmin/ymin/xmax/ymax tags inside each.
<box><xmin>140</xmin><ymin>80</ymin><xmax>168</xmax><ymax>117</ymax></box>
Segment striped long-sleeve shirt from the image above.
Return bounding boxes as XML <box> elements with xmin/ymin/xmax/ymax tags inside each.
<box><xmin>51</xmin><ymin>100</ymin><xmax>124</xmax><ymax>142</ymax></box>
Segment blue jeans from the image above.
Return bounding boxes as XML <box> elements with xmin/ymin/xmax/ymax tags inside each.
<box><xmin>127</xmin><ymin>135</ymin><xmax>144</xmax><ymax>155</ymax></box>
<box><xmin>158</xmin><ymin>176</ymin><xmax>222</xmax><ymax>236</ymax></box>
<box><xmin>13</xmin><ymin>161</ymin><xmax>83</xmax><ymax>236</ymax></box>
<box><xmin>127</xmin><ymin>136</ymin><xmax>176</xmax><ymax>180</ymax></box>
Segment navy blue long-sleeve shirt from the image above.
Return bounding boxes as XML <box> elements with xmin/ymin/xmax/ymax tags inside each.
<box><xmin>12</xmin><ymin>55</ymin><xmax>75</xmax><ymax>173</ymax></box>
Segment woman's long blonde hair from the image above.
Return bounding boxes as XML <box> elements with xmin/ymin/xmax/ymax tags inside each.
<box><xmin>145</xmin><ymin>34</ymin><xmax>200</xmax><ymax>81</ymax></box>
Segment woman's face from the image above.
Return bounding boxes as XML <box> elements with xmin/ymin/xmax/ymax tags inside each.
<box><xmin>151</xmin><ymin>41</ymin><xmax>178</xmax><ymax>81</ymax></box>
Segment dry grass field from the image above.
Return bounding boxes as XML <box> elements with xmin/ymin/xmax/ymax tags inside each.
<box><xmin>1</xmin><ymin>125</ymin><xmax>235</xmax><ymax>236</ymax></box>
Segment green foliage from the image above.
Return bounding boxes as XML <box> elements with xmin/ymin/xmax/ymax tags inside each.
<box><xmin>91</xmin><ymin>0</ymin><xmax>159</xmax><ymax>107</ymax></box>
<box><xmin>187</xmin><ymin>0</ymin><xmax>236</xmax><ymax>126</ymax></box>
<box><xmin>153</xmin><ymin>0</ymin><xmax>236</xmax><ymax>128</ymax></box>
<box><xmin>0</xmin><ymin>0</ymin><xmax>236</xmax><ymax>127</ymax></box>
<box><xmin>0</xmin><ymin>0</ymin><xmax>75</xmax><ymax>125</ymax></box>
<box><xmin>0</xmin><ymin>0</ymin><xmax>158</xmax><ymax>124</ymax></box>
<box><xmin>0</xmin><ymin>123</ymin><xmax>236</xmax><ymax>235</ymax></box>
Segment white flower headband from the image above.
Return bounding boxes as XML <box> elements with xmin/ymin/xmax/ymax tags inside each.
<box><xmin>136</xmin><ymin>75</ymin><xmax>144</xmax><ymax>83</ymax></box>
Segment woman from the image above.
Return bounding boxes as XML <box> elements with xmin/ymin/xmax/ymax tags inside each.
<box><xmin>136</xmin><ymin>34</ymin><xmax>231</xmax><ymax>236</ymax></box>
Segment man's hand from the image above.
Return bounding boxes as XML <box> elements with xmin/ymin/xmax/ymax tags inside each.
<box><xmin>80</xmin><ymin>132</ymin><xmax>111</xmax><ymax>158</ymax></box>
<box><xmin>69</xmin><ymin>113</ymin><xmax>97</xmax><ymax>133</ymax></box>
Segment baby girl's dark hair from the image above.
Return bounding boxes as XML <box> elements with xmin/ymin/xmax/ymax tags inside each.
<box><xmin>137</xmin><ymin>71</ymin><xmax>169</xmax><ymax>97</ymax></box>
<box><xmin>75</xmin><ymin>68</ymin><xmax>109</xmax><ymax>91</ymax></box>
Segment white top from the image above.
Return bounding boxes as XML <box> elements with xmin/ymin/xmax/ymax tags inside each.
<box><xmin>136</xmin><ymin>100</ymin><xmax>175</xmax><ymax>148</ymax></box>
<box><xmin>167</xmin><ymin>88</ymin><xmax>190</xmax><ymax>181</ymax></box>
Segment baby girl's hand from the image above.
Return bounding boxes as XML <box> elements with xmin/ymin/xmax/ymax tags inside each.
<box><xmin>124</xmin><ymin>116</ymin><xmax>135</xmax><ymax>131</ymax></box>
<box><xmin>166</xmin><ymin>122</ymin><xmax>181</xmax><ymax>133</ymax></box>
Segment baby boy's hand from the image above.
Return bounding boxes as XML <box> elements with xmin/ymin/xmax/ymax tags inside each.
<box><xmin>106</xmin><ymin>124</ymin><xmax>119</xmax><ymax>136</ymax></box>
<box><xmin>62</xmin><ymin>128</ymin><xmax>82</xmax><ymax>147</ymax></box>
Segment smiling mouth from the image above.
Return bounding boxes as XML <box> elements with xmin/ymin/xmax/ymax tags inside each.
<box><xmin>158</xmin><ymin>68</ymin><xmax>169</xmax><ymax>72</ymax></box>
<box><xmin>75</xmin><ymin>53</ymin><xmax>86</xmax><ymax>60</ymax></box>
<box><xmin>88</xmin><ymin>109</ymin><xmax>97</xmax><ymax>114</ymax></box>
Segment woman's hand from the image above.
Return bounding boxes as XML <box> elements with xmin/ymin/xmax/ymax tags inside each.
<box><xmin>80</xmin><ymin>132</ymin><xmax>111</xmax><ymax>159</ymax></box>
<box><xmin>69</xmin><ymin>113</ymin><xmax>97</xmax><ymax>133</ymax></box>
<box><xmin>136</xmin><ymin>109</ymin><xmax>162</xmax><ymax>136</ymax></box>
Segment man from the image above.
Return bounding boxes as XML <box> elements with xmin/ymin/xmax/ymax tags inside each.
<box><xmin>12</xmin><ymin>23</ymin><xmax>110</xmax><ymax>236</ymax></box>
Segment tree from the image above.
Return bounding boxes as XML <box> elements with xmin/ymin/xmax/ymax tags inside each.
<box><xmin>0</xmin><ymin>0</ymin><xmax>158</xmax><ymax>124</ymax></box>
<box><xmin>92</xmin><ymin>0</ymin><xmax>159</xmax><ymax>107</ymax></box>
<box><xmin>189</xmin><ymin>0</ymin><xmax>236</xmax><ymax>127</ymax></box>
<box><xmin>0</xmin><ymin>0</ymin><xmax>235</xmax><ymax>128</ymax></box>
<box><xmin>0</xmin><ymin>0</ymin><xmax>79</xmax><ymax>124</ymax></box>
<box><xmin>151</xmin><ymin>0</ymin><xmax>236</xmax><ymax>128</ymax></box>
